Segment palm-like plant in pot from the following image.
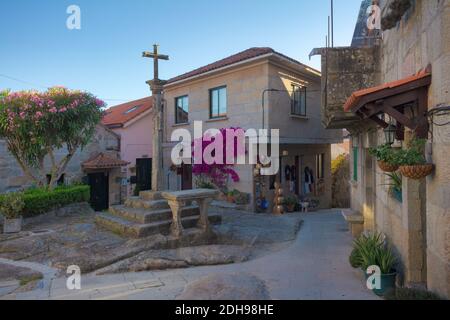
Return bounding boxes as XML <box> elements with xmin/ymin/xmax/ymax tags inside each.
<box><xmin>0</xmin><ymin>192</ymin><xmax>25</xmax><ymax>234</ymax></box>
<box><xmin>350</xmin><ymin>232</ymin><xmax>397</xmax><ymax>296</ymax></box>
<box><xmin>369</xmin><ymin>144</ymin><xmax>400</xmax><ymax>172</ymax></box>
<box><xmin>396</xmin><ymin>138</ymin><xmax>434</xmax><ymax>180</ymax></box>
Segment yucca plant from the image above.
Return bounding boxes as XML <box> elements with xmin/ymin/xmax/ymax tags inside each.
<box><xmin>351</xmin><ymin>232</ymin><xmax>385</xmax><ymax>270</ymax></box>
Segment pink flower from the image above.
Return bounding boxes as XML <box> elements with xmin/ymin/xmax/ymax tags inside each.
<box><xmin>49</xmin><ymin>107</ymin><xmax>57</xmax><ymax>113</ymax></box>
<box><xmin>59</xmin><ymin>107</ymin><xmax>67</xmax><ymax>113</ymax></box>
<box><xmin>35</xmin><ymin>111</ymin><xmax>43</xmax><ymax>119</ymax></box>
<box><xmin>19</xmin><ymin>112</ymin><xmax>26</xmax><ymax>119</ymax></box>
<box><xmin>95</xmin><ymin>98</ymin><xmax>105</xmax><ymax>107</ymax></box>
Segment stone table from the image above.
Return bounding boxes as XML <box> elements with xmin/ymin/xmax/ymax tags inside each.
<box><xmin>161</xmin><ymin>189</ymin><xmax>219</xmax><ymax>237</ymax></box>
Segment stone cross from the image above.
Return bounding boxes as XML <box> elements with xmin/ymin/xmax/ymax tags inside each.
<box><xmin>143</xmin><ymin>44</ymin><xmax>169</xmax><ymax>191</ymax></box>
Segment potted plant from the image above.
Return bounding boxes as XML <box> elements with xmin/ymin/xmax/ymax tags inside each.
<box><xmin>397</xmin><ymin>138</ymin><xmax>434</xmax><ymax>180</ymax></box>
<box><xmin>235</xmin><ymin>192</ymin><xmax>250</xmax><ymax>205</ymax></box>
<box><xmin>0</xmin><ymin>192</ymin><xmax>25</xmax><ymax>234</ymax></box>
<box><xmin>352</xmin><ymin>232</ymin><xmax>397</xmax><ymax>296</ymax></box>
<box><xmin>383</xmin><ymin>172</ymin><xmax>402</xmax><ymax>202</ymax></box>
<box><xmin>369</xmin><ymin>144</ymin><xmax>400</xmax><ymax>172</ymax></box>
<box><xmin>226</xmin><ymin>190</ymin><xmax>238</xmax><ymax>203</ymax></box>
<box><xmin>283</xmin><ymin>196</ymin><xmax>298</xmax><ymax>213</ymax></box>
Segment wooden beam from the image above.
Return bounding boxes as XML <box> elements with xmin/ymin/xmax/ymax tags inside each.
<box><xmin>383</xmin><ymin>105</ymin><xmax>415</xmax><ymax>128</ymax></box>
<box><xmin>369</xmin><ymin>116</ymin><xmax>389</xmax><ymax>129</ymax></box>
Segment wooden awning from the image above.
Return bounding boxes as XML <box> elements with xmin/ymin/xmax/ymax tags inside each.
<box><xmin>343</xmin><ymin>69</ymin><xmax>432</xmax><ymax>138</ymax></box>
<box><xmin>82</xmin><ymin>153</ymin><xmax>130</xmax><ymax>170</ymax></box>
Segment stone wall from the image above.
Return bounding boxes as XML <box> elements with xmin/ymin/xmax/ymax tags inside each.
<box><xmin>347</xmin><ymin>0</ymin><xmax>450</xmax><ymax>297</ymax></box>
<box><xmin>380</xmin><ymin>0</ymin><xmax>450</xmax><ymax>298</ymax></box>
<box><xmin>316</xmin><ymin>46</ymin><xmax>381</xmax><ymax>129</ymax></box>
<box><xmin>0</xmin><ymin>125</ymin><xmax>126</xmax><ymax>206</ymax></box>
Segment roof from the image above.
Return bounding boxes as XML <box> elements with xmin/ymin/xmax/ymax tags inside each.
<box><xmin>82</xmin><ymin>153</ymin><xmax>130</xmax><ymax>170</ymax></box>
<box><xmin>343</xmin><ymin>69</ymin><xmax>431</xmax><ymax>112</ymax></box>
<box><xmin>102</xmin><ymin>97</ymin><xmax>152</xmax><ymax>128</ymax></box>
<box><xmin>167</xmin><ymin>47</ymin><xmax>319</xmax><ymax>85</ymax></box>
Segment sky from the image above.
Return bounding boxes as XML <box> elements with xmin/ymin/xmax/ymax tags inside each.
<box><xmin>0</xmin><ymin>0</ymin><xmax>362</xmax><ymax>106</ymax></box>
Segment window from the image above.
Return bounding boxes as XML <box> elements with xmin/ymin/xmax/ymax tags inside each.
<box><xmin>291</xmin><ymin>85</ymin><xmax>307</xmax><ymax>116</ymax></box>
<box><xmin>124</xmin><ymin>106</ymin><xmax>140</xmax><ymax>114</ymax></box>
<box><xmin>209</xmin><ymin>86</ymin><xmax>227</xmax><ymax>118</ymax></box>
<box><xmin>175</xmin><ymin>96</ymin><xmax>189</xmax><ymax>124</ymax></box>
<box><xmin>316</xmin><ymin>153</ymin><xmax>325</xmax><ymax>180</ymax></box>
<box><xmin>353</xmin><ymin>147</ymin><xmax>358</xmax><ymax>181</ymax></box>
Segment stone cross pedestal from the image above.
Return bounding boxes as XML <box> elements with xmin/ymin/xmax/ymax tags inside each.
<box><xmin>143</xmin><ymin>44</ymin><xmax>169</xmax><ymax>191</ymax></box>
<box><xmin>162</xmin><ymin>189</ymin><xmax>219</xmax><ymax>237</ymax></box>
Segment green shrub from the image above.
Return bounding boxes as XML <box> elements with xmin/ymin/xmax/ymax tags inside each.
<box><xmin>14</xmin><ymin>185</ymin><xmax>90</xmax><ymax>218</ymax></box>
<box><xmin>396</xmin><ymin>138</ymin><xmax>427</xmax><ymax>166</ymax></box>
<box><xmin>0</xmin><ymin>192</ymin><xmax>25</xmax><ymax>219</ymax></box>
<box><xmin>352</xmin><ymin>232</ymin><xmax>397</xmax><ymax>274</ymax></box>
<box><xmin>384</xmin><ymin>287</ymin><xmax>443</xmax><ymax>300</ymax></box>
<box><xmin>369</xmin><ymin>144</ymin><xmax>399</xmax><ymax>165</ymax></box>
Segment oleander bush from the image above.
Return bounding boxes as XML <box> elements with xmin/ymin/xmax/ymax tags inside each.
<box><xmin>0</xmin><ymin>185</ymin><xmax>90</xmax><ymax>218</ymax></box>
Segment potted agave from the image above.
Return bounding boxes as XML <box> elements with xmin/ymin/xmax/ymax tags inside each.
<box><xmin>350</xmin><ymin>232</ymin><xmax>397</xmax><ymax>296</ymax></box>
<box><xmin>397</xmin><ymin>138</ymin><xmax>434</xmax><ymax>180</ymax></box>
<box><xmin>369</xmin><ymin>144</ymin><xmax>399</xmax><ymax>172</ymax></box>
<box><xmin>0</xmin><ymin>192</ymin><xmax>25</xmax><ymax>234</ymax></box>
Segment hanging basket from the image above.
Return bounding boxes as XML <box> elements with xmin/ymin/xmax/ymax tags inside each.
<box><xmin>399</xmin><ymin>164</ymin><xmax>434</xmax><ymax>180</ymax></box>
<box><xmin>378</xmin><ymin>161</ymin><xmax>399</xmax><ymax>173</ymax></box>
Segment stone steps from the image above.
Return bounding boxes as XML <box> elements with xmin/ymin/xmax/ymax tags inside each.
<box><xmin>124</xmin><ymin>197</ymin><xmax>169</xmax><ymax>210</ymax></box>
<box><xmin>109</xmin><ymin>204</ymin><xmax>200</xmax><ymax>224</ymax></box>
<box><xmin>139</xmin><ymin>191</ymin><xmax>163</xmax><ymax>201</ymax></box>
<box><xmin>96</xmin><ymin>212</ymin><xmax>222</xmax><ymax>238</ymax></box>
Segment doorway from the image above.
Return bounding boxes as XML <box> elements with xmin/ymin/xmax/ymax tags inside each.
<box><xmin>136</xmin><ymin>158</ymin><xmax>152</xmax><ymax>191</ymax></box>
<box><xmin>88</xmin><ymin>172</ymin><xmax>109</xmax><ymax>211</ymax></box>
<box><xmin>181</xmin><ymin>164</ymin><xmax>192</xmax><ymax>190</ymax></box>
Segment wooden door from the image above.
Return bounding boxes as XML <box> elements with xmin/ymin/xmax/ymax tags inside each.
<box><xmin>88</xmin><ymin>172</ymin><xmax>109</xmax><ymax>211</ymax></box>
<box><xmin>136</xmin><ymin>158</ymin><xmax>152</xmax><ymax>191</ymax></box>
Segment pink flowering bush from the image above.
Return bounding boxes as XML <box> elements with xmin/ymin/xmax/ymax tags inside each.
<box><xmin>192</xmin><ymin>128</ymin><xmax>242</xmax><ymax>190</ymax></box>
<box><xmin>0</xmin><ymin>87</ymin><xmax>105</xmax><ymax>189</ymax></box>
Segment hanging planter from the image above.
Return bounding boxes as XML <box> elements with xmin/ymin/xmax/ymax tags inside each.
<box><xmin>377</xmin><ymin>161</ymin><xmax>399</xmax><ymax>173</ymax></box>
<box><xmin>369</xmin><ymin>144</ymin><xmax>400</xmax><ymax>173</ymax></box>
<box><xmin>399</xmin><ymin>164</ymin><xmax>434</xmax><ymax>180</ymax></box>
<box><xmin>397</xmin><ymin>138</ymin><xmax>434</xmax><ymax>180</ymax></box>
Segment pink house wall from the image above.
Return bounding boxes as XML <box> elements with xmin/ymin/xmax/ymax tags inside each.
<box><xmin>111</xmin><ymin>112</ymin><xmax>153</xmax><ymax>193</ymax></box>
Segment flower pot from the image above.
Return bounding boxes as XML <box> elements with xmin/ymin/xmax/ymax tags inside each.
<box><xmin>364</xmin><ymin>271</ymin><xmax>397</xmax><ymax>296</ymax></box>
<box><xmin>286</xmin><ymin>204</ymin><xmax>295</xmax><ymax>213</ymax></box>
<box><xmin>227</xmin><ymin>195</ymin><xmax>235</xmax><ymax>203</ymax></box>
<box><xmin>392</xmin><ymin>188</ymin><xmax>403</xmax><ymax>203</ymax></box>
<box><xmin>3</xmin><ymin>217</ymin><xmax>22</xmax><ymax>234</ymax></box>
<box><xmin>378</xmin><ymin>161</ymin><xmax>399</xmax><ymax>173</ymax></box>
<box><xmin>399</xmin><ymin>164</ymin><xmax>434</xmax><ymax>180</ymax></box>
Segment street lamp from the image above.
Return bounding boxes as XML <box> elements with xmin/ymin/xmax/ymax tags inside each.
<box><xmin>384</xmin><ymin>123</ymin><xmax>397</xmax><ymax>145</ymax></box>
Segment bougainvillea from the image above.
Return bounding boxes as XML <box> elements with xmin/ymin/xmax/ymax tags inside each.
<box><xmin>0</xmin><ymin>87</ymin><xmax>105</xmax><ymax>189</ymax></box>
<box><xmin>192</xmin><ymin>128</ymin><xmax>242</xmax><ymax>190</ymax></box>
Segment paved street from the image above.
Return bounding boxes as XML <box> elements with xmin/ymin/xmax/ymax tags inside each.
<box><xmin>1</xmin><ymin>210</ymin><xmax>377</xmax><ymax>300</ymax></box>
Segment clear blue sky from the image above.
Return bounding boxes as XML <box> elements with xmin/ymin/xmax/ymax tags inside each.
<box><xmin>0</xmin><ymin>0</ymin><xmax>362</xmax><ymax>106</ymax></box>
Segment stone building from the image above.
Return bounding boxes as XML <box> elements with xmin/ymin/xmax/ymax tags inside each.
<box><xmin>0</xmin><ymin>124</ymin><xmax>128</xmax><ymax>211</ymax></box>
<box><xmin>312</xmin><ymin>0</ymin><xmax>450</xmax><ymax>298</ymax></box>
<box><xmin>162</xmin><ymin>47</ymin><xmax>342</xmax><ymax>211</ymax></box>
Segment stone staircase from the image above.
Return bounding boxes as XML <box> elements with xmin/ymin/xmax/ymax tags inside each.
<box><xmin>95</xmin><ymin>191</ymin><xmax>222</xmax><ymax>238</ymax></box>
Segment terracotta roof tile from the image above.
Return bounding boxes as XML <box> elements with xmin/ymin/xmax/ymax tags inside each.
<box><xmin>167</xmin><ymin>47</ymin><xmax>316</xmax><ymax>84</ymax></box>
<box><xmin>344</xmin><ymin>69</ymin><xmax>431</xmax><ymax>112</ymax></box>
<box><xmin>102</xmin><ymin>97</ymin><xmax>152</xmax><ymax>127</ymax></box>
<box><xmin>82</xmin><ymin>153</ymin><xmax>130</xmax><ymax>169</ymax></box>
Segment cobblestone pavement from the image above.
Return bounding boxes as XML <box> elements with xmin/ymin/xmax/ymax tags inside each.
<box><xmin>1</xmin><ymin>210</ymin><xmax>378</xmax><ymax>300</ymax></box>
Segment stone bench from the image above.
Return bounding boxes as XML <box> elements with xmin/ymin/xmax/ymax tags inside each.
<box><xmin>161</xmin><ymin>189</ymin><xmax>219</xmax><ymax>237</ymax></box>
<box><xmin>341</xmin><ymin>209</ymin><xmax>364</xmax><ymax>238</ymax></box>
